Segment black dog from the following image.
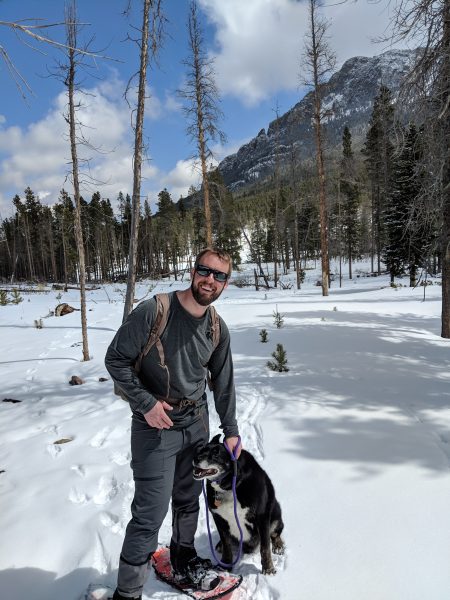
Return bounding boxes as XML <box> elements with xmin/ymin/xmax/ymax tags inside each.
<box><xmin>193</xmin><ymin>434</ymin><xmax>285</xmax><ymax>574</ymax></box>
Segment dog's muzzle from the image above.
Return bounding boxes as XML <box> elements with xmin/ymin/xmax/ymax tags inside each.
<box><xmin>193</xmin><ymin>466</ymin><xmax>219</xmax><ymax>480</ymax></box>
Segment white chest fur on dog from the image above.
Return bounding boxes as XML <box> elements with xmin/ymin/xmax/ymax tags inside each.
<box><xmin>210</xmin><ymin>482</ymin><xmax>252</xmax><ymax>543</ymax></box>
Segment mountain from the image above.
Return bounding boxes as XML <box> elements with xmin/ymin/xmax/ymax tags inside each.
<box><xmin>218</xmin><ymin>49</ymin><xmax>419</xmax><ymax>191</ymax></box>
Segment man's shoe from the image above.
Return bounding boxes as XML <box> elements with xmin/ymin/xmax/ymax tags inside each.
<box><xmin>169</xmin><ymin>541</ymin><xmax>212</xmax><ymax>569</ymax></box>
<box><xmin>173</xmin><ymin>556</ymin><xmax>220</xmax><ymax>592</ymax></box>
<box><xmin>111</xmin><ymin>589</ymin><xmax>142</xmax><ymax>600</ymax></box>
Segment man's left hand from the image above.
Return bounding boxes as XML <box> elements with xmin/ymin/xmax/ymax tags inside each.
<box><xmin>225</xmin><ymin>436</ymin><xmax>242</xmax><ymax>459</ymax></box>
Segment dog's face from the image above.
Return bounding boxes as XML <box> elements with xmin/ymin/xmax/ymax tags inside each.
<box><xmin>193</xmin><ymin>434</ymin><xmax>231</xmax><ymax>482</ymax></box>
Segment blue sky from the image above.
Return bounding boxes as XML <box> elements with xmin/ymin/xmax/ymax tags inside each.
<box><xmin>0</xmin><ymin>0</ymin><xmax>402</xmax><ymax>215</ymax></box>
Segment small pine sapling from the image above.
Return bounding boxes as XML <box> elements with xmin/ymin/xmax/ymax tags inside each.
<box><xmin>11</xmin><ymin>289</ymin><xmax>23</xmax><ymax>304</ymax></box>
<box><xmin>259</xmin><ymin>328</ymin><xmax>268</xmax><ymax>343</ymax></box>
<box><xmin>273</xmin><ymin>305</ymin><xmax>284</xmax><ymax>328</ymax></box>
<box><xmin>0</xmin><ymin>290</ymin><xmax>8</xmax><ymax>306</ymax></box>
<box><xmin>267</xmin><ymin>343</ymin><xmax>289</xmax><ymax>372</ymax></box>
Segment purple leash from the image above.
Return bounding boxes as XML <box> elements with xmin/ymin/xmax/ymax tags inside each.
<box><xmin>202</xmin><ymin>436</ymin><xmax>244</xmax><ymax>569</ymax></box>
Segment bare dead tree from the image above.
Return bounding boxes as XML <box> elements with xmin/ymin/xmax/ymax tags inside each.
<box><xmin>122</xmin><ymin>0</ymin><xmax>165</xmax><ymax>321</ymax></box>
<box><xmin>387</xmin><ymin>0</ymin><xmax>449</xmax><ymax>337</ymax></box>
<box><xmin>0</xmin><ymin>18</ymin><xmax>112</xmax><ymax>100</ymax></box>
<box><xmin>301</xmin><ymin>0</ymin><xmax>336</xmax><ymax>297</ymax></box>
<box><xmin>63</xmin><ymin>1</ymin><xmax>90</xmax><ymax>361</ymax></box>
<box><xmin>178</xmin><ymin>0</ymin><xmax>226</xmax><ymax>247</ymax></box>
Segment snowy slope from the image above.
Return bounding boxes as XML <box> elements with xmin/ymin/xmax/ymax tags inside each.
<box><xmin>0</xmin><ymin>263</ymin><xmax>449</xmax><ymax>600</ymax></box>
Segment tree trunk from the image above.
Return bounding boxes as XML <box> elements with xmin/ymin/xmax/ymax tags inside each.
<box><xmin>123</xmin><ymin>0</ymin><xmax>151</xmax><ymax>321</ymax></box>
<box><xmin>309</xmin><ymin>3</ymin><xmax>330</xmax><ymax>296</ymax></box>
<box><xmin>199</xmin><ymin>137</ymin><xmax>213</xmax><ymax>246</ymax></box>
<box><xmin>66</xmin><ymin>2</ymin><xmax>89</xmax><ymax>360</ymax></box>
<box><xmin>441</xmin><ymin>0</ymin><xmax>450</xmax><ymax>337</ymax></box>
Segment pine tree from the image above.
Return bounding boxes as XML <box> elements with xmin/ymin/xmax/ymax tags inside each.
<box><xmin>340</xmin><ymin>127</ymin><xmax>360</xmax><ymax>279</ymax></box>
<box><xmin>259</xmin><ymin>329</ymin><xmax>268</xmax><ymax>343</ymax></box>
<box><xmin>388</xmin><ymin>0</ymin><xmax>449</xmax><ymax>338</ymax></box>
<box><xmin>208</xmin><ymin>169</ymin><xmax>242</xmax><ymax>267</ymax></box>
<box><xmin>362</xmin><ymin>86</ymin><xmax>395</xmax><ymax>273</ymax></box>
<box><xmin>156</xmin><ymin>188</ymin><xmax>179</xmax><ymax>275</ymax></box>
<box><xmin>53</xmin><ymin>189</ymin><xmax>75</xmax><ymax>284</ymax></box>
<box><xmin>267</xmin><ymin>344</ymin><xmax>289</xmax><ymax>372</ymax></box>
<box><xmin>273</xmin><ymin>306</ymin><xmax>284</xmax><ymax>328</ymax></box>
<box><xmin>384</xmin><ymin>124</ymin><xmax>433</xmax><ymax>286</ymax></box>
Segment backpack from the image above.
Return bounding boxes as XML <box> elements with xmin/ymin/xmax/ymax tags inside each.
<box><xmin>114</xmin><ymin>292</ymin><xmax>221</xmax><ymax>400</ymax></box>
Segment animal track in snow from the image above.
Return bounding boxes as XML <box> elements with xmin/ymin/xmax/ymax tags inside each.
<box><xmin>46</xmin><ymin>443</ymin><xmax>61</xmax><ymax>459</ymax></box>
<box><xmin>90</xmin><ymin>427</ymin><xmax>111</xmax><ymax>449</ymax></box>
<box><xmin>99</xmin><ymin>511</ymin><xmax>122</xmax><ymax>534</ymax></box>
<box><xmin>93</xmin><ymin>475</ymin><xmax>118</xmax><ymax>505</ymax></box>
<box><xmin>110</xmin><ymin>450</ymin><xmax>130</xmax><ymax>465</ymax></box>
<box><xmin>68</xmin><ymin>487</ymin><xmax>90</xmax><ymax>504</ymax></box>
<box><xmin>25</xmin><ymin>367</ymin><xmax>36</xmax><ymax>381</ymax></box>
<box><xmin>71</xmin><ymin>464</ymin><xmax>86</xmax><ymax>477</ymax></box>
<box><xmin>43</xmin><ymin>424</ymin><xmax>59</xmax><ymax>435</ymax></box>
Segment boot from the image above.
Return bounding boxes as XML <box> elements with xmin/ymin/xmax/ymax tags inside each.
<box><xmin>170</xmin><ymin>541</ymin><xmax>219</xmax><ymax>591</ymax></box>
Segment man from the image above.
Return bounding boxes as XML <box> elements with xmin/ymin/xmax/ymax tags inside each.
<box><xmin>105</xmin><ymin>247</ymin><xmax>241</xmax><ymax>600</ymax></box>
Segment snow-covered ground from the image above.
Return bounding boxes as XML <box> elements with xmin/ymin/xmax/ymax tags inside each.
<box><xmin>1</xmin><ymin>262</ymin><xmax>449</xmax><ymax>600</ymax></box>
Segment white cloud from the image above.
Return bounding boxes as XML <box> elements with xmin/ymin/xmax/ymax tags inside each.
<box><xmin>199</xmin><ymin>0</ymin><xmax>401</xmax><ymax>106</ymax></box>
<box><xmin>0</xmin><ymin>77</ymin><xmax>180</xmax><ymax>213</ymax></box>
<box><xmin>160</xmin><ymin>158</ymin><xmax>203</xmax><ymax>200</ymax></box>
<box><xmin>164</xmin><ymin>91</ymin><xmax>183</xmax><ymax>113</ymax></box>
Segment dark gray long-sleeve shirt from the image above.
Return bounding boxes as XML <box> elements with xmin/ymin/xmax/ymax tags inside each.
<box><xmin>105</xmin><ymin>292</ymin><xmax>238</xmax><ymax>438</ymax></box>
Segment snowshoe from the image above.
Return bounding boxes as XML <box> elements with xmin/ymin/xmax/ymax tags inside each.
<box><xmin>152</xmin><ymin>546</ymin><xmax>243</xmax><ymax>599</ymax></box>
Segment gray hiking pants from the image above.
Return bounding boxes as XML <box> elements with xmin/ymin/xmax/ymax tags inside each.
<box><xmin>117</xmin><ymin>407</ymin><xmax>209</xmax><ymax>598</ymax></box>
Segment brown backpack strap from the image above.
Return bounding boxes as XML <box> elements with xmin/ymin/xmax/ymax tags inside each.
<box><xmin>209</xmin><ymin>305</ymin><xmax>221</xmax><ymax>350</ymax></box>
<box><xmin>207</xmin><ymin>306</ymin><xmax>221</xmax><ymax>391</ymax></box>
<box><xmin>134</xmin><ymin>293</ymin><xmax>170</xmax><ymax>376</ymax></box>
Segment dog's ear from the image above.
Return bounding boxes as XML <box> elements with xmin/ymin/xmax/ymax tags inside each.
<box><xmin>210</xmin><ymin>433</ymin><xmax>222</xmax><ymax>444</ymax></box>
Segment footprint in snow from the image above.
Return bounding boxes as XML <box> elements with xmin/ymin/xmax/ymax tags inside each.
<box><xmin>93</xmin><ymin>475</ymin><xmax>118</xmax><ymax>505</ymax></box>
<box><xmin>71</xmin><ymin>464</ymin><xmax>86</xmax><ymax>477</ymax></box>
<box><xmin>46</xmin><ymin>443</ymin><xmax>61</xmax><ymax>459</ymax></box>
<box><xmin>68</xmin><ymin>487</ymin><xmax>90</xmax><ymax>504</ymax></box>
<box><xmin>110</xmin><ymin>450</ymin><xmax>130</xmax><ymax>466</ymax></box>
<box><xmin>25</xmin><ymin>367</ymin><xmax>36</xmax><ymax>381</ymax></box>
<box><xmin>90</xmin><ymin>427</ymin><xmax>111</xmax><ymax>449</ymax></box>
<box><xmin>43</xmin><ymin>424</ymin><xmax>59</xmax><ymax>434</ymax></box>
<box><xmin>99</xmin><ymin>511</ymin><xmax>122</xmax><ymax>534</ymax></box>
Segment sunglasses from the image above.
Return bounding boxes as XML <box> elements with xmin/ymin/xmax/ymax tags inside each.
<box><xmin>195</xmin><ymin>264</ymin><xmax>229</xmax><ymax>283</ymax></box>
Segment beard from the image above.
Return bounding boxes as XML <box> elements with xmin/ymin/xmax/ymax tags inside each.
<box><xmin>191</xmin><ymin>279</ymin><xmax>224</xmax><ymax>306</ymax></box>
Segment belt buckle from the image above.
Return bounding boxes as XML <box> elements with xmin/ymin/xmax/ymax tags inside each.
<box><xmin>178</xmin><ymin>398</ymin><xmax>196</xmax><ymax>409</ymax></box>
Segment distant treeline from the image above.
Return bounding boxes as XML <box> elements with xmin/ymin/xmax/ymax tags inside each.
<box><xmin>0</xmin><ymin>86</ymin><xmax>442</xmax><ymax>286</ymax></box>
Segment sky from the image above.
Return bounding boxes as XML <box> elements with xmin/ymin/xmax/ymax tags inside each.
<box><xmin>0</xmin><ymin>0</ymin><xmax>404</xmax><ymax>216</ymax></box>
<box><xmin>0</xmin><ymin>260</ymin><xmax>449</xmax><ymax>600</ymax></box>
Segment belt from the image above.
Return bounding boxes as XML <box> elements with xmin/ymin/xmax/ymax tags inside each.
<box><xmin>157</xmin><ymin>397</ymin><xmax>199</xmax><ymax>409</ymax></box>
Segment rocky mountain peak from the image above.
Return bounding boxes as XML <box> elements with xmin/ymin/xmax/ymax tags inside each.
<box><xmin>218</xmin><ymin>48</ymin><xmax>419</xmax><ymax>191</ymax></box>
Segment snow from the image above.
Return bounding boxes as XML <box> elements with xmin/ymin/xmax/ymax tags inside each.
<box><xmin>1</xmin><ymin>261</ymin><xmax>449</xmax><ymax>600</ymax></box>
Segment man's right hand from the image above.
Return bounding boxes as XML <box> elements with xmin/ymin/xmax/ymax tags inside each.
<box><xmin>144</xmin><ymin>401</ymin><xmax>174</xmax><ymax>429</ymax></box>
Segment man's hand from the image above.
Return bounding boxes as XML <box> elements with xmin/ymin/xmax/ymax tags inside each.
<box><xmin>225</xmin><ymin>436</ymin><xmax>242</xmax><ymax>459</ymax></box>
<box><xmin>144</xmin><ymin>401</ymin><xmax>173</xmax><ymax>429</ymax></box>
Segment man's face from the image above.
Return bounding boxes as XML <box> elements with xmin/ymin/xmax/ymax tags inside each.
<box><xmin>191</xmin><ymin>252</ymin><xmax>230</xmax><ymax>306</ymax></box>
